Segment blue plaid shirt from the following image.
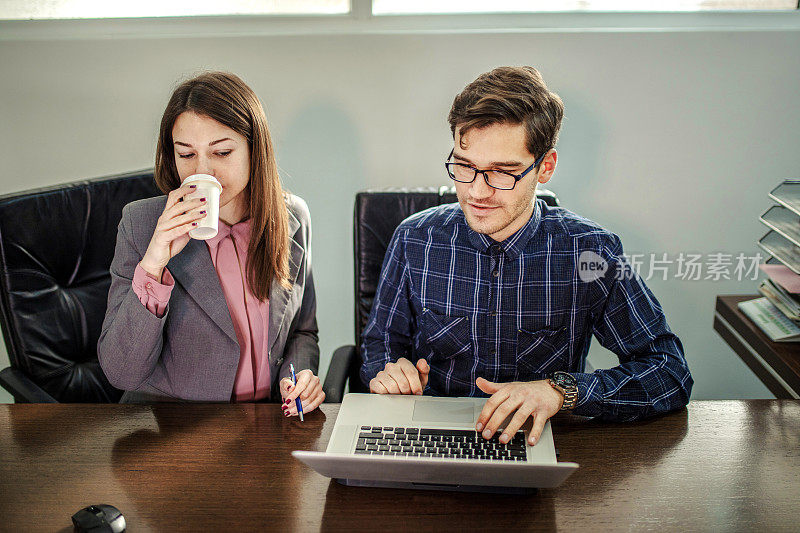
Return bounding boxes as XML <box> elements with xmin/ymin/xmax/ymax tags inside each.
<box><xmin>360</xmin><ymin>199</ymin><xmax>692</xmax><ymax>421</ymax></box>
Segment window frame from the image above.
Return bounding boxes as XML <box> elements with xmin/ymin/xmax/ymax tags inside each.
<box><xmin>1</xmin><ymin>0</ymin><xmax>799</xmax><ymax>40</ymax></box>
<box><xmin>372</xmin><ymin>0</ymin><xmax>800</xmax><ymax>16</ymax></box>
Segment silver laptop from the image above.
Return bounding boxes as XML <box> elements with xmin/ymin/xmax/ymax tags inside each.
<box><xmin>292</xmin><ymin>393</ymin><xmax>578</xmax><ymax>493</ymax></box>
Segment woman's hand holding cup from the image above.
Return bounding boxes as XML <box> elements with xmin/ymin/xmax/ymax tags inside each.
<box><xmin>140</xmin><ymin>184</ymin><xmax>207</xmax><ymax>281</ymax></box>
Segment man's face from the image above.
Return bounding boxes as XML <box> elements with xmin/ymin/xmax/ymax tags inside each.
<box><xmin>453</xmin><ymin>122</ymin><xmax>549</xmax><ymax>242</ymax></box>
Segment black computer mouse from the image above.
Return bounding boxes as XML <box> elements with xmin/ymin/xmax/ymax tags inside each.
<box><xmin>71</xmin><ymin>504</ymin><xmax>126</xmax><ymax>533</ymax></box>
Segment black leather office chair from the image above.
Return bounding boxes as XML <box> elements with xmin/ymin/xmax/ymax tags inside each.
<box><xmin>0</xmin><ymin>171</ymin><xmax>161</xmax><ymax>402</ymax></box>
<box><xmin>322</xmin><ymin>187</ymin><xmax>560</xmax><ymax>403</ymax></box>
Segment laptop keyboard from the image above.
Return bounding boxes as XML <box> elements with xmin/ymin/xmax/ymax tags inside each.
<box><xmin>353</xmin><ymin>426</ymin><xmax>527</xmax><ymax>462</ymax></box>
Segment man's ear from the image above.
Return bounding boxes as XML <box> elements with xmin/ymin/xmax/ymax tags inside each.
<box><xmin>536</xmin><ymin>149</ymin><xmax>557</xmax><ymax>185</ymax></box>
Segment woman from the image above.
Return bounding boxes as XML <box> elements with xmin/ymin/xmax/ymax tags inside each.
<box><xmin>99</xmin><ymin>71</ymin><xmax>324</xmax><ymax>415</ymax></box>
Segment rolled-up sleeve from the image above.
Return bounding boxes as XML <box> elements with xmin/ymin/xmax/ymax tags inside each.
<box><xmin>572</xmin><ymin>235</ymin><xmax>693</xmax><ymax>421</ymax></box>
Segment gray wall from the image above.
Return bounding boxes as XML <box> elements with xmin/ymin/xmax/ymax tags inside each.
<box><xmin>3</xmin><ymin>27</ymin><xmax>798</xmax><ymax>403</ymax></box>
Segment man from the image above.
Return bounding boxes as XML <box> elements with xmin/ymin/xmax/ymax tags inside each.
<box><xmin>360</xmin><ymin>66</ymin><xmax>692</xmax><ymax>447</ymax></box>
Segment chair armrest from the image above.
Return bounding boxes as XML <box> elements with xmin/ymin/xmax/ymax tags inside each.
<box><xmin>0</xmin><ymin>367</ymin><xmax>57</xmax><ymax>403</ymax></box>
<box><xmin>322</xmin><ymin>345</ymin><xmax>358</xmax><ymax>403</ymax></box>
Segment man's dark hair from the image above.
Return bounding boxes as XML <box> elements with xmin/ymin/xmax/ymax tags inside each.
<box><xmin>448</xmin><ymin>66</ymin><xmax>564</xmax><ymax>160</ymax></box>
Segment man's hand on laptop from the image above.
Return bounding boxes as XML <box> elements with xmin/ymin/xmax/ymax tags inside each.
<box><xmin>475</xmin><ymin>378</ymin><xmax>564</xmax><ymax>446</ymax></box>
<box><xmin>369</xmin><ymin>357</ymin><xmax>430</xmax><ymax>395</ymax></box>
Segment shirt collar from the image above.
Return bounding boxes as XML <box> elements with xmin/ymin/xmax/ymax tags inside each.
<box><xmin>463</xmin><ymin>199</ymin><xmax>542</xmax><ymax>261</ymax></box>
<box><xmin>206</xmin><ymin>217</ymin><xmax>253</xmax><ymax>249</ymax></box>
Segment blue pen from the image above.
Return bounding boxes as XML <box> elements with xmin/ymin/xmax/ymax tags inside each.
<box><xmin>290</xmin><ymin>363</ymin><xmax>304</xmax><ymax>422</ymax></box>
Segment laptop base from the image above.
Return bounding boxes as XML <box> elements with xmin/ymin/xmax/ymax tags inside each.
<box><xmin>336</xmin><ymin>478</ymin><xmax>538</xmax><ymax>495</ymax></box>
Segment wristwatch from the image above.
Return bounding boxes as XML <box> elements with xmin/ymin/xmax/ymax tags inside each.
<box><xmin>548</xmin><ymin>371</ymin><xmax>578</xmax><ymax>411</ymax></box>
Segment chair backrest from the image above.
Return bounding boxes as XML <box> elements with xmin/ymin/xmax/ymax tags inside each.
<box><xmin>0</xmin><ymin>171</ymin><xmax>161</xmax><ymax>402</ymax></box>
<box><xmin>350</xmin><ymin>186</ymin><xmax>559</xmax><ymax>392</ymax></box>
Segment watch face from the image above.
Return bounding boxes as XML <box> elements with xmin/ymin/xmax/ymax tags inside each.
<box><xmin>553</xmin><ymin>371</ymin><xmax>577</xmax><ymax>388</ymax></box>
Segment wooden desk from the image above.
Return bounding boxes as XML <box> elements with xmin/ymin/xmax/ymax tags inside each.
<box><xmin>714</xmin><ymin>295</ymin><xmax>800</xmax><ymax>398</ymax></box>
<box><xmin>1</xmin><ymin>401</ymin><xmax>798</xmax><ymax>532</ymax></box>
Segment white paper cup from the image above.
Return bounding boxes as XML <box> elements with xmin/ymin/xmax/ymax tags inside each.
<box><xmin>181</xmin><ymin>174</ymin><xmax>222</xmax><ymax>240</ymax></box>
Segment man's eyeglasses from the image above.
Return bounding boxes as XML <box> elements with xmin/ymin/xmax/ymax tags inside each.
<box><xmin>444</xmin><ymin>148</ymin><xmax>549</xmax><ymax>191</ymax></box>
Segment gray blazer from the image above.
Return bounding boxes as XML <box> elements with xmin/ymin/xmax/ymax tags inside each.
<box><xmin>98</xmin><ymin>193</ymin><xmax>319</xmax><ymax>403</ymax></box>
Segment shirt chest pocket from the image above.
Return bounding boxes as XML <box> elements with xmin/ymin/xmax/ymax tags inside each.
<box><xmin>515</xmin><ymin>322</ymin><xmax>569</xmax><ymax>377</ymax></box>
<box><xmin>419</xmin><ymin>309</ymin><xmax>472</xmax><ymax>361</ymax></box>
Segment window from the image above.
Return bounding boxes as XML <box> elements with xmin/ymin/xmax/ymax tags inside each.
<box><xmin>0</xmin><ymin>0</ymin><xmax>349</xmax><ymax>20</ymax></box>
<box><xmin>372</xmin><ymin>0</ymin><xmax>798</xmax><ymax>15</ymax></box>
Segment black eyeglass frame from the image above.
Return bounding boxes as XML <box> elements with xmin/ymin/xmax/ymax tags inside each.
<box><xmin>444</xmin><ymin>148</ymin><xmax>549</xmax><ymax>191</ymax></box>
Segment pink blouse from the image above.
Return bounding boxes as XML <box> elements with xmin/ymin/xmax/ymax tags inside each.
<box><xmin>131</xmin><ymin>219</ymin><xmax>270</xmax><ymax>402</ymax></box>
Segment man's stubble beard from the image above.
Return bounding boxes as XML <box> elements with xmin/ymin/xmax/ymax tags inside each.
<box><xmin>460</xmin><ymin>183</ymin><xmax>537</xmax><ymax>238</ymax></box>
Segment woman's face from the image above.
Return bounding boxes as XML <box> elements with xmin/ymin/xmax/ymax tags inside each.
<box><xmin>172</xmin><ymin>111</ymin><xmax>251</xmax><ymax>223</ymax></box>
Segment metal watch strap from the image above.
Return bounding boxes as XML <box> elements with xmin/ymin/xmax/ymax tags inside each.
<box><xmin>559</xmin><ymin>385</ymin><xmax>578</xmax><ymax>411</ymax></box>
<box><xmin>549</xmin><ymin>375</ymin><xmax>578</xmax><ymax>411</ymax></box>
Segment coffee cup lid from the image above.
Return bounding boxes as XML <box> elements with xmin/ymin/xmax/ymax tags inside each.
<box><xmin>182</xmin><ymin>174</ymin><xmax>222</xmax><ymax>191</ymax></box>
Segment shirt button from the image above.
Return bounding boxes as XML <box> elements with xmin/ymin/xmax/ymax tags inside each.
<box><xmin>489</xmin><ymin>311</ymin><xmax>497</xmax><ymax>317</ymax></box>
<box><xmin>492</xmin><ymin>270</ymin><xmax>500</xmax><ymax>277</ymax></box>
<box><xmin>145</xmin><ymin>282</ymin><xmax>153</xmax><ymax>290</ymax></box>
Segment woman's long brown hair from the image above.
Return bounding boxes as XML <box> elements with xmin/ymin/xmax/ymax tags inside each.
<box><xmin>154</xmin><ymin>71</ymin><xmax>290</xmax><ymax>299</ymax></box>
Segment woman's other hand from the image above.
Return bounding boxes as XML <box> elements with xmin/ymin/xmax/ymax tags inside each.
<box><xmin>280</xmin><ymin>369</ymin><xmax>325</xmax><ymax>417</ymax></box>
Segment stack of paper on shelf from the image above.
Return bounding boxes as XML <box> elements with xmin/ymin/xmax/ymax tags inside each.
<box><xmin>759</xmin><ymin>180</ymin><xmax>800</xmax><ymax>275</ymax></box>
<box><xmin>759</xmin><ymin>264</ymin><xmax>800</xmax><ymax>294</ymax></box>
<box><xmin>758</xmin><ymin>278</ymin><xmax>800</xmax><ymax>321</ymax></box>
<box><xmin>738</xmin><ymin>297</ymin><xmax>800</xmax><ymax>342</ymax></box>
<box><xmin>739</xmin><ymin>180</ymin><xmax>800</xmax><ymax>341</ymax></box>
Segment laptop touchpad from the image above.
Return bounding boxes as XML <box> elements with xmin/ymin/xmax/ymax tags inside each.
<box><xmin>412</xmin><ymin>400</ymin><xmax>475</xmax><ymax>424</ymax></box>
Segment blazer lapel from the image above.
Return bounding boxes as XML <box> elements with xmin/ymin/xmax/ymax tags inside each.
<box><xmin>168</xmin><ymin>238</ymin><xmax>238</xmax><ymax>345</ymax></box>
<box><xmin>268</xmin><ymin>209</ymin><xmax>303</xmax><ymax>358</ymax></box>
